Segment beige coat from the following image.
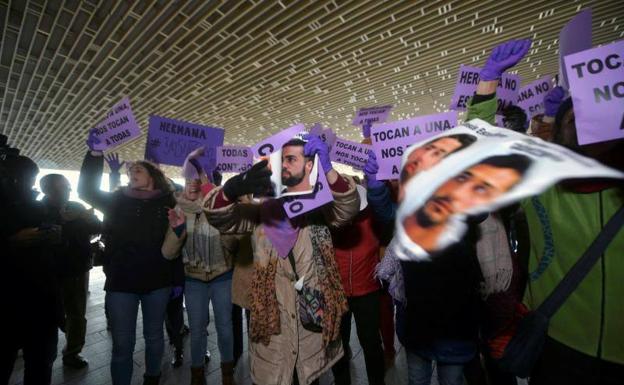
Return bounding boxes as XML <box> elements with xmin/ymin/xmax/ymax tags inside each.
<box><xmin>203</xmin><ymin>176</ymin><xmax>360</xmax><ymax>385</ymax></box>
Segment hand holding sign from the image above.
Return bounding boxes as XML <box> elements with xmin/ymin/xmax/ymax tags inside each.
<box><xmin>362</xmin><ymin>122</ymin><xmax>372</xmax><ymax>139</ymax></box>
<box><xmin>364</xmin><ymin>152</ymin><xmax>383</xmax><ymax>189</ymax></box>
<box><xmin>304</xmin><ymin>134</ymin><xmax>332</xmax><ymax>173</ymax></box>
<box><xmin>182</xmin><ymin>146</ymin><xmax>206</xmax><ymax>180</ymax></box>
<box><xmin>222</xmin><ymin>159</ymin><xmax>272</xmax><ymax>201</ymax></box>
<box><xmin>543</xmin><ymin>86</ymin><xmax>566</xmax><ymax>117</ymax></box>
<box><xmin>480</xmin><ymin>39</ymin><xmax>532</xmax><ymax>81</ymax></box>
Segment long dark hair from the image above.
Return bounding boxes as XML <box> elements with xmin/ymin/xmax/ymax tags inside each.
<box><xmin>133</xmin><ymin>161</ymin><xmax>173</xmax><ymax>192</ymax></box>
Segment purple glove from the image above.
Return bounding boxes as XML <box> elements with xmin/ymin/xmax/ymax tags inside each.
<box><xmin>104</xmin><ymin>153</ymin><xmax>125</xmax><ymax>173</ymax></box>
<box><xmin>543</xmin><ymin>86</ymin><xmax>566</xmax><ymax>117</ymax></box>
<box><xmin>479</xmin><ymin>39</ymin><xmax>532</xmax><ymax>81</ymax></box>
<box><xmin>85</xmin><ymin>128</ymin><xmax>101</xmax><ymax>151</ymax></box>
<box><xmin>304</xmin><ymin>134</ymin><xmax>332</xmax><ymax>173</ymax></box>
<box><xmin>171</xmin><ymin>286</ymin><xmax>183</xmax><ymax>299</ymax></box>
<box><xmin>364</xmin><ymin>152</ymin><xmax>383</xmax><ymax>189</ymax></box>
<box><xmin>362</xmin><ymin>123</ymin><xmax>372</xmax><ymax>139</ymax></box>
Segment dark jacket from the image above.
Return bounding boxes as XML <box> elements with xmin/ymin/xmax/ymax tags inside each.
<box><xmin>42</xmin><ymin>199</ymin><xmax>102</xmax><ymax>276</ymax></box>
<box><xmin>78</xmin><ymin>151</ymin><xmax>177</xmax><ymax>293</ymax></box>
<box><xmin>401</xmin><ymin>231</ymin><xmax>483</xmax><ymax>348</ymax></box>
<box><xmin>2</xmin><ymin>198</ymin><xmax>65</xmax><ymax>328</ymax></box>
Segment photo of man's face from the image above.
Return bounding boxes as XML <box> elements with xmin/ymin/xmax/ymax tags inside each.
<box><xmin>402</xmin><ymin>154</ymin><xmax>531</xmax><ymax>252</ymax></box>
<box><xmin>398</xmin><ymin>133</ymin><xmax>477</xmax><ymax>201</ymax></box>
<box><xmin>281</xmin><ymin>144</ymin><xmax>313</xmax><ymax>192</ymax></box>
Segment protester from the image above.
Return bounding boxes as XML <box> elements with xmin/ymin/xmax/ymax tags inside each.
<box><xmin>1</xmin><ymin>156</ymin><xmax>63</xmax><ymax>385</ymax></box>
<box><xmin>40</xmin><ymin>174</ymin><xmax>102</xmax><ymax>369</ymax></box>
<box><xmin>202</xmin><ymin>135</ymin><xmax>359</xmax><ymax>385</ymax></box>
<box><xmin>161</xmin><ymin>149</ymin><xmax>237</xmax><ymax>385</ymax></box>
<box><xmin>78</xmin><ymin>130</ymin><xmax>178</xmax><ymax>385</ymax></box>
<box><xmin>330</xmin><ymin>181</ymin><xmax>388</xmax><ymax>385</ymax></box>
<box><xmin>521</xmin><ymin>97</ymin><xmax>624</xmax><ymax>385</ymax></box>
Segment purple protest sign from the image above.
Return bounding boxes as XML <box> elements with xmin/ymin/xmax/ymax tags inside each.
<box><xmin>352</xmin><ymin>105</ymin><xmax>393</xmax><ymax>126</ymax></box>
<box><xmin>559</xmin><ymin>9</ymin><xmax>592</xmax><ymax>90</ymax></box>
<box><xmin>564</xmin><ymin>40</ymin><xmax>624</xmax><ymax>145</ymax></box>
<box><xmin>495</xmin><ymin>115</ymin><xmax>505</xmax><ymax>128</ymax></box>
<box><xmin>250</xmin><ymin>123</ymin><xmax>306</xmax><ymax>158</ymax></box>
<box><xmin>282</xmin><ymin>165</ymin><xmax>333</xmax><ymax>218</ymax></box>
<box><xmin>330</xmin><ymin>138</ymin><xmax>372</xmax><ymax>170</ymax></box>
<box><xmin>309</xmin><ymin>123</ymin><xmax>323</xmax><ymax>136</ymax></box>
<box><xmin>91</xmin><ymin>97</ymin><xmax>141</xmax><ymax>151</ymax></box>
<box><xmin>450</xmin><ymin>65</ymin><xmax>521</xmax><ymax>114</ymax></box>
<box><xmin>516</xmin><ymin>75</ymin><xmax>555</xmax><ymax>120</ymax></box>
<box><xmin>371</xmin><ymin>111</ymin><xmax>458</xmax><ymax>180</ymax></box>
<box><xmin>215</xmin><ymin>146</ymin><xmax>253</xmax><ymax>173</ymax></box>
<box><xmin>145</xmin><ymin>116</ymin><xmax>224</xmax><ymax>172</ymax></box>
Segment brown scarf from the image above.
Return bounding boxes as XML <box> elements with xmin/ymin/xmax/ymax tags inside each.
<box><xmin>250</xmin><ymin>224</ymin><xmax>348</xmax><ymax>347</ymax></box>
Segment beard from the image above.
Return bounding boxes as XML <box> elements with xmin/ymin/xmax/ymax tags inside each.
<box><xmin>282</xmin><ymin>169</ymin><xmax>306</xmax><ymax>187</ymax></box>
<box><xmin>415</xmin><ymin>206</ymin><xmax>437</xmax><ymax>228</ymax></box>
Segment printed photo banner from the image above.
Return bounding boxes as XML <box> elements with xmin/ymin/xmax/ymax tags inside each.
<box><xmin>370</xmin><ymin>111</ymin><xmax>458</xmax><ymax>180</ymax></box>
<box><xmin>352</xmin><ymin>105</ymin><xmax>393</xmax><ymax>126</ymax></box>
<box><xmin>283</xmin><ymin>166</ymin><xmax>333</xmax><ymax>218</ymax></box>
<box><xmin>91</xmin><ymin>97</ymin><xmax>141</xmax><ymax>151</ymax></box>
<box><xmin>215</xmin><ymin>146</ymin><xmax>253</xmax><ymax>174</ymax></box>
<box><xmin>267</xmin><ymin>149</ymin><xmax>319</xmax><ymax>199</ymax></box>
<box><xmin>559</xmin><ymin>9</ymin><xmax>592</xmax><ymax>90</ymax></box>
<box><xmin>393</xmin><ymin>118</ymin><xmax>624</xmax><ymax>261</ymax></box>
<box><xmin>145</xmin><ymin>115</ymin><xmax>224</xmax><ymax>172</ymax></box>
<box><xmin>250</xmin><ymin>123</ymin><xmax>306</xmax><ymax>158</ymax></box>
<box><xmin>516</xmin><ymin>75</ymin><xmax>555</xmax><ymax>120</ymax></box>
<box><xmin>450</xmin><ymin>65</ymin><xmax>521</xmax><ymax>114</ymax></box>
<box><xmin>564</xmin><ymin>39</ymin><xmax>624</xmax><ymax>145</ymax></box>
<box><xmin>251</xmin><ymin>125</ymin><xmax>335</xmax><ymax>217</ymax></box>
<box><xmin>330</xmin><ymin>138</ymin><xmax>372</xmax><ymax>170</ymax></box>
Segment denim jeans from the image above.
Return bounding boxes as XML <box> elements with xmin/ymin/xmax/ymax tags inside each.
<box><xmin>185</xmin><ymin>276</ymin><xmax>233</xmax><ymax>367</ymax></box>
<box><xmin>406</xmin><ymin>350</ymin><xmax>465</xmax><ymax>385</ymax></box>
<box><xmin>106</xmin><ymin>287</ymin><xmax>171</xmax><ymax>385</ymax></box>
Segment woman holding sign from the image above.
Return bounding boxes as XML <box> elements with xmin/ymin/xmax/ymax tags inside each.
<box><xmin>78</xmin><ymin>129</ymin><xmax>178</xmax><ymax>385</ymax></box>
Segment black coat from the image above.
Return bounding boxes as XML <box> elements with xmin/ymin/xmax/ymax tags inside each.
<box><xmin>78</xmin><ymin>152</ymin><xmax>178</xmax><ymax>293</ymax></box>
<box><xmin>401</xmin><ymin>230</ymin><xmax>483</xmax><ymax>349</ymax></box>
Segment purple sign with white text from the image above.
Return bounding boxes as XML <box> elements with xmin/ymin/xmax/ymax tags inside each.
<box><xmin>250</xmin><ymin>124</ymin><xmax>306</xmax><ymax>158</ymax></box>
<box><xmin>450</xmin><ymin>65</ymin><xmax>521</xmax><ymax>114</ymax></box>
<box><xmin>564</xmin><ymin>40</ymin><xmax>624</xmax><ymax>145</ymax></box>
<box><xmin>517</xmin><ymin>75</ymin><xmax>554</xmax><ymax>120</ymax></box>
<box><xmin>282</xmin><ymin>165</ymin><xmax>333</xmax><ymax>218</ymax></box>
<box><xmin>215</xmin><ymin>146</ymin><xmax>253</xmax><ymax>173</ymax></box>
<box><xmin>145</xmin><ymin>115</ymin><xmax>224</xmax><ymax>172</ymax></box>
<box><xmin>352</xmin><ymin>105</ymin><xmax>393</xmax><ymax>126</ymax></box>
<box><xmin>559</xmin><ymin>9</ymin><xmax>592</xmax><ymax>90</ymax></box>
<box><xmin>91</xmin><ymin>97</ymin><xmax>141</xmax><ymax>151</ymax></box>
<box><xmin>371</xmin><ymin>111</ymin><xmax>458</xmax><ymax>180</ymax></box>
<box><xmin>330</xmin><ymin>138</ymin><xmax>372</xmax><ymax>170</ymax></box>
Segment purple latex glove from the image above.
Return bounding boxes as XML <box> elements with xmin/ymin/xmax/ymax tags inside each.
<box><xmin>303</xmin><ymin>134</ymin><xmax>332</xmax><ymax>173</ymax></box>
<box><xmin>182</xmin><ymin>146</ymin><xmax>205</xmax><ymax>180</ymax></box>
<box><xmin>543</xmin><ymin>86</ymin><xmax>566</xmax><ymax>117</ymax></box>
<box><xmin>171</xmin><ymin>286</ymin><xmax>183</xmax><ymax>299</ymax></box>
<box><xmin>364</xmin><ymin>152</ymin><xmax>383</xmax><ymax>189</ymax></box>
<box><xmin>85</xmin><ymin>128</ymin><xmax>101</xmax><ymax>151</ymax></box>
<box><xmin>362</xmin><ymin>123</ymin><xmax>372</xmax><ymax>139</ymax></box>
<box><xmin>104</xmin><ymin>153</ymin><xmax>125</xmax><ymax>173</ymax></box>
<box><xmin>479</xmin><ymin>39</ymin><xmax>532</xmax><ymax>81</ymax></box>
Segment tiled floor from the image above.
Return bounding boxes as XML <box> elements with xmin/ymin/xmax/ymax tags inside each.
<box><xmin>8</xmin><ymin>267</ymin><xmax>412</xmax><ymax>385</ymax></box>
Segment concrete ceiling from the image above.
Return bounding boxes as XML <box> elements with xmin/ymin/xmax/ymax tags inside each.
<box><xmin>1</xmin><ymin>0</ymin><xmax>622</xmax><ymax>171</ymax></box>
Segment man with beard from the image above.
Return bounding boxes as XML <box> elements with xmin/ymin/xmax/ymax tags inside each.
<box><xmin>280</xmin><ymin>138</ymin><xmax>314</xmax><ymax>193</ymax></box>
<box><xmin>402</xmin><ymin>154</ymin><xmax>532</xmax><ymax>253</ymax></box>
<box><xmin>201</xmin><ymin>134</ymin><xmax>359</xmax><ymax>385</ymax></box>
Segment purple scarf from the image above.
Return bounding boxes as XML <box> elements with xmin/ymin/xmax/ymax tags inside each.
<box><xmin>260</xmin><ymin>199</ymin><xmax>301</xmax><ymax>259</ymax></box>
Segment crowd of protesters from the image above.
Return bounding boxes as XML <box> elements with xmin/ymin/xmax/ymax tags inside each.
<box><xmin>1</xmin><ymin>30</ymin><xmax>622</xmax><ymax>385</ymax></box>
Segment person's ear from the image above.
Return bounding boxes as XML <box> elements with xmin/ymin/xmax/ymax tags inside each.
<box><xmin>305</xmin><ymin>159</ymin><xmax>314</xmax><ymax>173</ymax></box>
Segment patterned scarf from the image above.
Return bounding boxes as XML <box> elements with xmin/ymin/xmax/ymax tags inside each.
<box><xmin>250</xmin><ymin>224</ymin><xmax>348</xmax><ymax>347</ymax></box>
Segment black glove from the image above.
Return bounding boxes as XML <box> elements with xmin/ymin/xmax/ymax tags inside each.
<box><xmin>222</xmin><ymin>159</ymin><xmax>271</xmax><ymax>201</ymax></box>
